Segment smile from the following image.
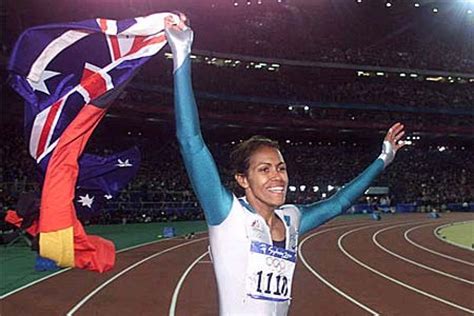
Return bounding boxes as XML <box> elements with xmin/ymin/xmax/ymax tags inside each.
<box><xmin>268</xmin><ymin>186</ymin><xmax>285</xmax><ymax>193</ymax></box>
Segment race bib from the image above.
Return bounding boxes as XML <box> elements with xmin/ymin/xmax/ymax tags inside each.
<box><xmin>245</xmin><ymin>241</ymin><xmax>296</xmax><ymax>302</ymax></box>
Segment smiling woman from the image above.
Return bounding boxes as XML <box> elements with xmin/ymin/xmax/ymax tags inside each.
<box><xmin>164</xmin><ymin>13</ymin><xmax>407</xmax><ymax>316</ymax></box>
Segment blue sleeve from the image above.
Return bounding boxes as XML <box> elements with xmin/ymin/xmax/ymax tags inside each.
<box><xmin>298</xmin><ymin>159</ymin><xmax>384</xmax><ymax>235</ymax></box>
<box><xmin>174</xmin><ymin>57</ymin><xmax>233</xmax><ymax>225</ymax></box>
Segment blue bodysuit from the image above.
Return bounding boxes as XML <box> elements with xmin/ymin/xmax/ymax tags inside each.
<box><xmin>174</xmin><ymin>56</ymin><xmax>385</xmax><ymax>315</ymax></box>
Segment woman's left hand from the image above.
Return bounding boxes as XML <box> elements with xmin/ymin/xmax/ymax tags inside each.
<box><xmin>379</xmin><ymin>122</ymin><xmax>406</xmax><ymax>167</ymax></box>
<box><xmin>384</xmin><ymin>122</ymin><xmax>406</xmax><ymax>155</ymax></box>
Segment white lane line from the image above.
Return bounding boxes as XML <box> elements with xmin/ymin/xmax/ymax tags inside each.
<box><xmin>373</xmin><ymin>224</ymin><xmax>474</xmax><ymax>285</ymax></box>
<box><xmin>66</xmin><ymin>237</ymin><xmax>208</xmax><ymax>315</ymax></box>
<box><xmin>0</xmin><ymin>267</ymin><xmax>72</xmax><ymax>300</ymax></box>
<box><xmin>339</xmin><ymin>225</ymin><xmax>474</xmax><ymax>314</ymax></box>
<box><xmin>299</xmin><ymin>222</ymin><xmax>382</xmax><ymax>316</ymax></box>
<box><xmin>405</xmin><ymin>224</ymin><xmax>474</xmax><ymax>266</ymax></box>
<box><xmin>434</xmin><ymin>221</ymin><xmax>474</xmax><ymax>252</ymax></box>
<box><xmin>0</xmin><ymin>232</ymin><xmax>207</xmax><ymax>300</ymax></box>
<box><xmin>169</xmin><ymin>251</ymin><xmax>209</xmax><ymax>316</ymax></box>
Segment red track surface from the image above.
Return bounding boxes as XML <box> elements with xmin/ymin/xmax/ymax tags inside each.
<box><xmin>2</xmin><ymin>213</ymin><xmax>473</xmax><ymax>315</ymax></box>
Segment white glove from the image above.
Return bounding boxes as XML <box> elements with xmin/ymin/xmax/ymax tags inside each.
<box><xmin>164</xmin><ymin>15</ymin><xmax>194</xmax><ymax>72</ymax></box>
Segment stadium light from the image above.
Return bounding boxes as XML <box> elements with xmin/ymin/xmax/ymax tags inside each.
<box><xmin>313</xmin><ymin>186</ymin><xmax>319</xmax><ymax>192</ymax></box>
<box><xmin>300</xmin><ymin>185</ymin><xmax>306</xmax><ymax>192</ymax></box>
<box><xmin>433</xmin><ymin>8</ymin><xmax>438</xmax><ymax>13</ymax></box>
<box><xmin>328</xmin><ymin>185</ymin><xmax>334</xmax><ymax>192</ymax></box>
<box><xmin>414</xmin><ymin>3</ymin><xmax>420</xmax><ymax>7</ymax></box>
<box><xmin>289</xmin><ymin>186</ymin><xmax>297</xmax><ymax>192</ymax></box>
<box><xmin>386</xmin><ymin>2</ymin><xmax>392</xmax><ymax>8</ymax></box>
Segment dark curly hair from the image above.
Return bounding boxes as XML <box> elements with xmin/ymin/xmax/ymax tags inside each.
<box><xmin>229</xmin><ymin>136</ymin><xmax>280</xmax><ymax>176</ymax></box>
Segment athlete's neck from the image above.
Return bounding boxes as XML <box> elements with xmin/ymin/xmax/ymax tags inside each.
<box><xmin>245</xmin><ymin>195</ymin><xmax>275</xmax><ymax>224</ymax></box>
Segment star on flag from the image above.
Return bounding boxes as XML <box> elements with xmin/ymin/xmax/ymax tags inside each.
<box><xmin>116</xmin><ymin>158</ymin><xmax>133</xmax><ymax>167</ymax></box>
<box><xmin>26</xmin><ymin>70</ymin><xmax>60</xmax><ymax>95</ymax></box>
<box><xmin>77</xmin><ymin>194</ymin><xmax>94</xmax><ymax>208</ymax></box>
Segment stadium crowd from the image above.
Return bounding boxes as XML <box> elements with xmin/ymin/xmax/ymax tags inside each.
<box><xmin>139</xmin><ymin>62</ymin><xmax>473</xmax><ymax>111</ymax></box>
<box><xmin>1</xmin><ymin>120</ymin><xmax>472</xmax><ymax>225</ymax></box>
<box><xmin>1</xmin><ymin>0</ymin><xmax>472</xmax><ymax>226</ymax></box>
<box><xmin>185</xmin><ymin>1</ymin><xmax>474</xmax><ymax>73</ymax></box>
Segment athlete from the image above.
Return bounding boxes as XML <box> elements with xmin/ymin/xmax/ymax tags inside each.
<box><xmin>164</xmin><ymin>14</ymin><xmax>406</xmax><ymax>316</ymax></box>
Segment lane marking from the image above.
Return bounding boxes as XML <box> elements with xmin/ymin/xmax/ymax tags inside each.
<box><xmin>66</xmin><ymin>237</ymin><xmax>208</xmax><ymax>315</ymax></box>
<box><xmin>299</xmin><ymin>222</ymin><xmax>382</xmax><ymax>316</ymax></box>
<box><xmin>373</xmin><ymin>224</ymin><xmax>474</xmax><ymax>284</ymax></box>
<box><xmin>405</xmin><ymin>224</ymin><xmax>474</xmax><ymax>266</ymax></box>
<box><xmin>169</xmin><ymin>251</ymin><xmax>209</xmax><ymax>316</ymax></box>
<box><xmin>0</xmin><ymin>267</ymin><xmax>71</xmax><ymax>300</ymax></box>
<box><xmin>339</xmin><ymin>225</ymin><xmax>474</xmax><ymax>314</ymax></box>
<box><xmin>434</xmin><ymin>221</ymin><xmax>474</xmax><ymax>252</ymax></box>
<box><xmin>0</xmin><ymin>232</ymin><xmax>207</xmax><ymax>299</ymax></box>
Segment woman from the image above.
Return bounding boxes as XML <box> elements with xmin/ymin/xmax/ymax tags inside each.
<box><xmin>165</xmin><ymin>15</ymin><xmax>405</xmax><ymax>316</ymax></box>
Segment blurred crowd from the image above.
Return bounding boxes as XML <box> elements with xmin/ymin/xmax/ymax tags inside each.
<box><xmin>2</xmin><ymin>0</ymin><xmax>473</xmax><ymax>226</ymax></box>
<box><xmin>1</xmin><ymin>123</ymin><xmax>472</xmax><ymax>225</ymax></box>
<box><xmin>177</xmin><ymin>64</ymin><xmax>474</xmax><ymax>110</ymax></box>
<box><xmin>210</xmin><ymin>3</ymin><xmax>474</xmax><ymax>73</ymax></box>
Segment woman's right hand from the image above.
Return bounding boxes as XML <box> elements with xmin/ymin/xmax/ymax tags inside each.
<box><xmin>164</xmin><ymin>13</ymin><xmax>193</xmax><ymax>71</ymax></box>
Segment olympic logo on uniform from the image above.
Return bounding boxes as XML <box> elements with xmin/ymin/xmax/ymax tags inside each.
<box><xmin>265</xmin><ymin>257</ymin><xmax>286</xmax><ymax>272</ymax></box>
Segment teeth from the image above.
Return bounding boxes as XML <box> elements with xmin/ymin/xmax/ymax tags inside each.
<box><xmin>268</xmin><ymin>187</ymin><xmax>284</xmax><ymax>192</ymax></box>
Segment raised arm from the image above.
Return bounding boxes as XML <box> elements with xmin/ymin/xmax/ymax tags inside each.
<box><xmin>165</xmin><ymin>15</ymin><xmax>232</xmax><ymax>225</ymax></box>
<box><xmin>298</xmin><ymin>123</ymin><xmax>406</xmax><ymax>235</ymax></box>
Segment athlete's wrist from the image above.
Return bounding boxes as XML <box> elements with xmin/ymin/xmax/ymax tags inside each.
<box><xmin>377</xmin><ymin>140</ymin><xmax>395</xmax><ymax>168</ymax></box>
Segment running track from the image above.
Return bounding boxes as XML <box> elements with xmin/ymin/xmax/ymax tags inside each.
<box><xmin>2</xmin><ymin>213</ymin><xmax>473</xmax><ymax>315</ymax></box>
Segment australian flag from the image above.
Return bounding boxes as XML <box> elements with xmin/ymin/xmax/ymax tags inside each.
<box><xmin>7</xmin><ymin>12</ymin><xmax>174</xmax><ymax>272</ymax></box>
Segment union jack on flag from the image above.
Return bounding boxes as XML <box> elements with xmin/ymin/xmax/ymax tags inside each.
<box><xmin>8</xmin><ymin>12</ymin><xmax>174</xmax><ymax>272</ymax></box>
<box><xmin>9</xmin><ymin>13</ymin><xmax>170</xmax><ymax>167</ymax></box>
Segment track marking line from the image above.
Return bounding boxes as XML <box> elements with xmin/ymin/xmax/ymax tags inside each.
<box><xmin>0</xmin><ymin>232</ymin><xmax>207</xmax><ymax>300</ymax></box>
<box><xmin>0</xmin><ymin>267</ymin><xmax>72</xmax><ymax>300</ymax></box>
<box><xmin>169</xmin><ymin>251</ymin><xmax>209</xmax><ymax>316</ymax></box>
<box><xmin>373</xmin><ymin>224</ymin><xmax>474</xmax><ymax>284</ymax></box>
<box><xmin>66</xmin><ymin>237</ymin><xmax>208</xmax><ymax>315</ymax></box>
<box><xmin>434</xmin><ymin>221</ymin><xmax>474</xmax><ymax>252</ymax></box>
<box><xmin>405</xmin><ymin>223</ymin><xmax>474</xmax><ymax>267</ymax></box>
<box><xmin>339</xmin><ymin>225</ymin><xmax>474</xmax><ymax>314</ymax></box>
<box><xmin>299</xmin><ymin>222</ymin><xmax>384</xmax><ymax>316</ymax></box>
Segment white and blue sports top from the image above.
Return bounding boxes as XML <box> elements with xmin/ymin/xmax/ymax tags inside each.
<box><xmin>169</xmin><ymin>23</ymin><xmax>387</xmax><ymax>314</ymax></box>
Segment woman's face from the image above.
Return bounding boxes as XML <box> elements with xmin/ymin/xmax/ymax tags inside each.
<box><xmin>236</xmin><ymin>146</ymin><xmax>289</xmax><ymax>211</ymax></box>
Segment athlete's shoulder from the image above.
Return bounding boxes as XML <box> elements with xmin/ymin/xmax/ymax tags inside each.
<box><xmin>279</xmin><ymin>203</ymin><xmax>301</xmax><ymax>213</ymax></box>
<box><xmin>276</xmin><ymin>204</ymin><xmax>301</xmax><ymax>226</ymax></box>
